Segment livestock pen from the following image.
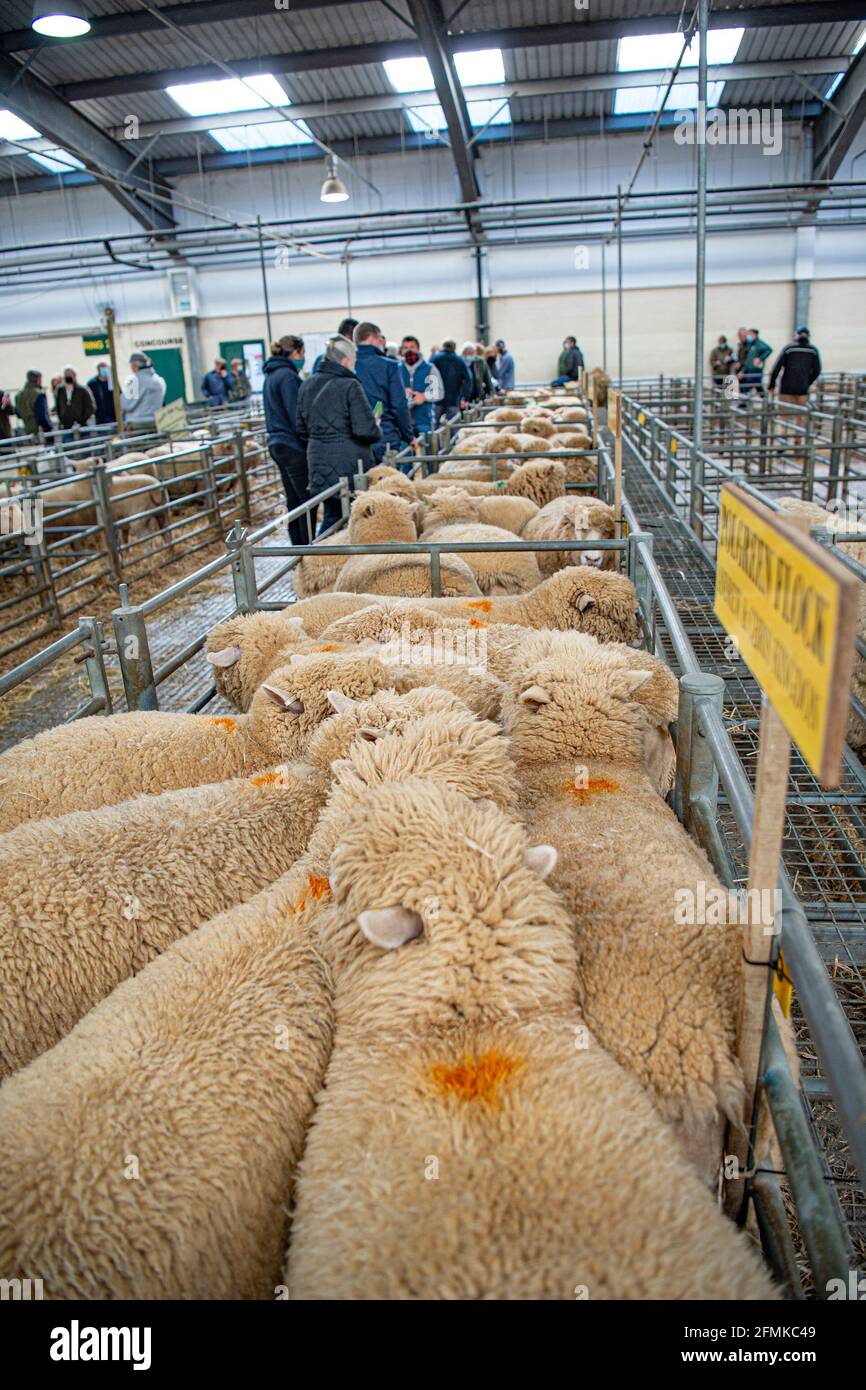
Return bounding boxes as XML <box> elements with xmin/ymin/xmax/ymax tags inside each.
<box><xmin>0</xmin><ymin>390</ymin><xmax>863</xmax><ymax>1298</ymax></box>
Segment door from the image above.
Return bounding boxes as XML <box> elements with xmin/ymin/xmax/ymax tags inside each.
<box><xmin>220</xmin><ymin>339</ymin><xmax>266</xmax><ymax>393</ymax></box>
<box><xmin>146</xmin><ymin>348</ymin><xmax>186</xmax><ymax>405</ymax></box>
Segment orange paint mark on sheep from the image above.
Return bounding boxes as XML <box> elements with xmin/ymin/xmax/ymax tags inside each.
<box><xmin>250</xmin><ymin>770</ymin><xmax>284</xmax><ymax>787</ymax></box>
<box><xmin>429</xmin><ymin>1049</ymin><xmax>523</xmax><ymax>1105</ymax></box>
<box><xmin>561</xmin><ymin>776</ymin><xmax>620</xmax><ymax>803</ymax></box>
<box><xmin>468</xmin><ymin>617</ymin><xmax>488</xmax><ymax>628</ymax></box>
<box><xmin>464</xmin><ymin>599</ymin><xmax>492</xmax><ymax>613</ymax></box>
<box><xmin>306</xmin><ymin>874</ymin><xmax>331</xmax><ymax>901</ymax></box>
<box><xmin>206</xmin><ymin>716</ymin><xmax>237</xmax><ymax>733</ymax></box>
<box><xmin>312</xmin><ymin>644</ymin><xmax>338</xmax><ymax>652</ymax></box>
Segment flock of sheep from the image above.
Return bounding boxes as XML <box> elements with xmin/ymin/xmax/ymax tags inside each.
<box><xmin>0</xmin><ymin>385</ymin><xmax>780</xmax><ymax>1300</ymax></box>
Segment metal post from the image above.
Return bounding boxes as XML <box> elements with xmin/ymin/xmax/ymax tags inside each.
<box><xmin>91</xmin><ymin>461</ymin><xmax>121</xmax><ymax>579</ymax></box>
<box><xmin>827</xmin><ymin>409</ymin><xmax>843</xmax><ymax>502</ymax></box>
<box><xmin>113</xmin><ymin>592</ymin><xmax>158</xmax><ymax>711</ymax></box>
<box><xmin>339</xmin><ymin>475</ymin><xmax>352</xmax><ymax>523</ymax></box>
<box><xmin>257</xmin><ymin>214</ymin><xmax>273</xmax><ymax>347</ymax></box>
<box><xmin>474</xmin><ymin>242</ymin><xmax>489</xmax><ymax>342</ymax></box>
<box><xmin>200</xmin><ymin>444</ymin><xmax>222</xmax><ymax>536</ymax></box>
<box><xmin>104</xmin><ymin>306</ymin><xmax>124</xmax><ymax>439</ymax></box>
<box><xmin>676</xmin><ymin>671</ymin><xmax>723</xmax><ymax>834</ymax></box>
<box><xmin>76</xmin><ymin>615</ymin><xmax>113</xmax><ymax>715</ymax></box>
<box><xmin>616</xmin><ymin>185</ymin><xmax>623</xmax><ymax>387</ymax></box>
<box><xmin>693</xmin><ymin>0</ymin><xmax>708</xmax><ymax>456</ymax></box>
<box><xmin>226</xmin><ymin>524</ymin><xmax>257</xmax><ymax>613</ymax></box>
<box><xmin>429</xmin><ymin>545</ymin><xmax>442</xmax><ymax>597</ymax></box>
<box><xmin>353</xmin><ymin>470</ymin><xmax>369</xmax><ymax>492</ymax></box>
<box><xmin>233</xmin><ymin>430</ymin><xmax>251</xmax><ymax>525</ymax></box>
<box><xmin>601</xmin><ymin>238</ymin><xmax>608</xmax><ymax>373</ymax></box>
<box><xmin>29</xmin><ymin>532</ymin><xmax>62</xmax><ymax>629</ymax></box>
<box><xmin>803</xmin><ymin>409</ymin><xmax>815</xmax><ymax>501</ymax></box>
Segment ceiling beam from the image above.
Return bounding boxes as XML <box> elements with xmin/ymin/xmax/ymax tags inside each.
<box><xmin>41</xmin><ymin>2</ymin><xmax>866</xmax><ymax>103</ymax></box>
<box><xmin>0</xmin><ymin>54</ymin><xmax>176</xmax><ymax>231</ymax></box>
<box><xmin>0</xmin><ymin>103</ymin><xmax>828</xmax><ymax>198</ymax></box>
<box><xmin>812</xmin><ymin>49</ymin><xmax>866</xmax><ymax>180</ymax></box>
<box><xmin>405</xmin><ymin>0</ymin><xmax>482</xmax><ymax>238</ymax></box>
<box><xmin>3</xmin><ymin>57</ymin><xmax>832</xmax><ymax>145</ymax></box>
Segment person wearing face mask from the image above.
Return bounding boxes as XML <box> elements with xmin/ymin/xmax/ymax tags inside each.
<box><xmin>494</xmin><ymin>338</ymin><xmax>515</xmax><ymax>391</ymax></box>
<box><xmin>262</xmin><ymin>334</ymin><xmax>311</xmax><ymax>543</ymax></box>
<box><xmin>431</xmin><ymin>339</ymin><xmax>473</xmax><ymax>421</ymax></box>
<box><xmin>54</xmin><ymin>365</ymin><xmax>95</xmax><ymax>442</ymax></box>
<box><xmin>353</xmin><ymin>321</ymin><xmax>414</xmax><ymax>461</ymax></box>
<box><xmin>736</xmin><ymin>328</ymin><xmax>772</xmax><ymax>403</ymax></box>
<box><xmin>551</xmin><ymin>336</ymin><xmax>583</xmax><ymax>386</ymax></box>
<box><xmin>87</xmin><ymin>361</ymin><xmax>116</xmax><ymax>427</ymax></box>
<box><xmin>398</xmin><ymin>336</ymin><xmax>443</xmax><ymax>446</ymax></box>
<box><xmin>461</xmin><ymin>342</ymin><xmax>495</xmax><ymax>404</ymax></box>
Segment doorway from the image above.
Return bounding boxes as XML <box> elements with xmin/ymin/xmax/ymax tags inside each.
<box><xmin>146</xmin><ymin>347</ymin><xmax>186</xmax><ymax>404</ymax></box>
<box><xmin>220</xmin><ymin>339</ymin><xmax>266</xmax><ymax>393</ymax></box>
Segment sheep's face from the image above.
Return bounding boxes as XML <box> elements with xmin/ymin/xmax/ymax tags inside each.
<box><xmin>542</xmin><ymin>569</ymin><xmax>640</xmax><ymax>644</ymax></box>
<box><xmin>251</xmin><ymin>651</ymin><xmax>392</xmax><ymax>759</ymax></box>
<box><xmin>205</xmin><ymin>613</ymin><xmax>306</xmax><ymax>710</ymax></box>
<box><xmin>421</xmin><ymin>488</ymin><xmax>476</xmax><ymax>532</ymax></box>
<box><xmin>322</xmin><ymin>779</ymin><xmax>573</xmax><ymax>1023</ymax></box>
<box><xmin>306</xmin><ymin>686</ymin><xmax>467</xmax><ymax>764</ymax></box>
<box><xmin>571</xmin><ymin>503</ymin><xmax>615</xmax><ymax>568</ymax></box>
<box><xmin>501</xmin><ymin>648</ymin><xmax>655</xmax><ymax>765</ymax></box>
<box><xmin>348</xmin><ymin>492</ymin><xmax>419</xmax><ymax>543</ymax></box>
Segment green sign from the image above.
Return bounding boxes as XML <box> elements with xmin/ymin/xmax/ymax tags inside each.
<box><xmin>83</xmin><ymin>335</ymin><xmax>110</xmax><ymax>356</ymax></box>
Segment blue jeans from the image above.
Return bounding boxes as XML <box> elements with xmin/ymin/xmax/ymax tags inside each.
<box><xmin>550</xmin><ymin>375</ymin><xmax>578</xmax><ymax>387</ymax></box>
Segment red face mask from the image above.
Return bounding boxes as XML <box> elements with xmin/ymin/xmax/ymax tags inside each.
<box><xmin>404</xmin><ymin>350</ymin><xmax>419</xmax><ymax>365</ymax></box>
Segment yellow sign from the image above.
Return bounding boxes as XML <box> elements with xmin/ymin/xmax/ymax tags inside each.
<box><xmin>774</xmin><ymin>950</ymin><xmax>793</xmax><ymax>1017</ymax></box>
<box><xmin>155</xmin><ymin>398</ymin><xmax>187</xmax><ymax>434</ymax></box>
<box><xmin>638</xmin><ymin>410</ymin><xmax>645</xmax><ymax>425</ymax></box>
<box><xmin>608</xmin><ymin>389</ymin><xmax>622</xmax><ymax>437</ymax></box>
<box><xmin>671</xmin><ymin>439</ymin><xmax>678</xmax><ymax>453</ymax></box>
<box><xmin>714</xmin><ymin>484</ymin><xmax>859</xmax><ymax>786</ymax></box>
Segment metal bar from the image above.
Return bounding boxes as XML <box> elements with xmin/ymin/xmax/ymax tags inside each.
<box><xmin>693</xmin><ymin>0</ymin><xmax>708</xmax><ymax>455</ymax></box>
<box><xmin>257</xmin><ymin>214</ymin><xmax>273</xmax><ymax>347</ymax></box>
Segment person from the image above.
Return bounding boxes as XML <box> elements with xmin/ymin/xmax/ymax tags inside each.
<box><xmin>462</xmin><ymin>342</ymin><xmax>494</xmax><ymax>403</ymax></box>
<box><xmin>0</xmin><ymin>390</ymin><xmax>14</xmax><ymax>440</ymax></box>
<box><xmin>54</xmin><ymin>366</ymin><xmax>95</xmax><ymax>441</ymax></box>
<box><xmin>201</xmin><ymin>358</ymin><xmax>234</xmax><ymax>407</ymax></box>
<box><xmin>312</xmin><ymin>318</ymin><xmax>358</xmax><ymax>374</ymax></box>
<box><xmin>14</xmin><ymin>370</ymin><xmax>53</xmax><ymax>439</ymax></box>
<box><xmin>736</xmin><ymin>328</ymin><xmax>772</xmax><ymax>401</ymax></box>
<box><xmin>296</xmin><ymin>335</ymin><xmax>381</xmax><ymax>536</ymax></box>
<box><xmin>494</xmin><ymin>338</ymin><xmax>515</xmax><ymax>390</ymax></box>
<box><xmin>229</xmin><ymin>357</ymin><xmax>252</xmax><ymax>402</ymax></box>
<box><xmin>484</xmin><ymin>344</ymin><xmax>500</xmax><ymax>386</ymax></box>
<box><xmin>768</xmin><ymin>327</ymin><xmax>822</xmax><ymax>408</ymax></box>
<box><xmin>735</xmin><ymin>327</ymin><xmax>749</xmax><ymax>371</ymax></box>
<box><xmin>121</xmin><ymin>352</ymin><xmax>166</xmax><ymax>429</ymax></box>
<box><xmin>551</xmin><ymin>336</ymin><xmax>583</xmax><ymax>386</ymax></box>
<box><xmin>398</xmin><ymin>335</ymin><xmax>443</xmax><ymax>445</ymax></box>
<box><xmin>87</xmin><ymin>361</ymin><xmax>116</xmax><ymax>426</ymax></box>
<box><xmin>709</xmin><ymin>336</ymin><xmax>734</xmax><ymax>386</ymax></box>
<box><xmin>352</xmin><ymin>321</ymin><xmax>414</xmax><ymax>460</ymax></box>
<box><xmin>262</xmin><ymin>335</ymin><xmax>310</xmax><ymax>545</ymax></box>
<box><xmin>431</xmin><ymin>339</ymin><xmax>472</xmax><ymax>420</ymax></box>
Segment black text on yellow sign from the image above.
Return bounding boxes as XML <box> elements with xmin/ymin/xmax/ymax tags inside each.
<box><xmin>714</xmin><ymin>484</ymin><xmax>859</xmax><ymax>786</ymax></box>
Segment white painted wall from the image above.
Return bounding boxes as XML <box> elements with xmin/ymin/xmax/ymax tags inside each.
<box><xmin>0</xmin><ymin>125</ymin><xmax>863</xmax><ymax>391</ymax></box>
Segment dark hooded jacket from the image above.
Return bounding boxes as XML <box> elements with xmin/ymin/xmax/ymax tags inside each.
<box><xmin>353</xmin><ymin>343</ymin><xmax>413</xmax><ymax>452</ymax></box>
<box><xmin>296</xmin><ymin>357</ymin><xmax>381</xmax><ymax>491</ymax></box>
<box><xmin>262</xmin><ymin>355</ymin><xmax>304</xmax><ymax>452</ymax></box>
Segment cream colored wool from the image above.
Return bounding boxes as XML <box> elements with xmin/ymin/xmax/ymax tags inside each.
<box><xmin>502</xmin><ymin>459</ymin><xmax>566</xmax><ymax>509</ymax></box>
<box><xmin>419</xmin><ymin>487</ymin><xmax>538</xmax><ymax>536</ymax></box>
<box><xmin>334</xmin><ymin>550</ymin><xmax>482</xmax><ymax>599</ymax></box>
<box><xmin>500</xmin><ymin>639</ymin><xmax>742</xmax><ymax>1182</ymax></box>
<box><xmin>367</xmin><ymin>472</ymin><xmax>418</xmax><ymax>502</ymax></box>
<box><xmin>507</xmin><ymin>431</ymin><xmax>551</xmax><ymax>454</ymax></box>
<box><xmin>0</xmin><ymin>694</ymin><xmax>520</xmax><ymax>1298</ymax></box>
<box><xmin>293</xmin><ymin>567</ymin><xmax>640</xmax><ymax>645</ymax></box>
<box><xmin>559</xmin><ymin>456</ymin><xmax>598</xmax><ymax>486</ymax></box>
<box><xmin>286</xmin><ymin>780</ymin><xmax>777</xmax><ymax>1300</ymax></box>
<box><xmin>294</xmin><ymin>492</ymin><xmax>422</xmax><ymax>598</ymax></box>
<box><xmin>588</xmin><ymin>366</ymin><xmax>610</xmax><ymax>405</ymax></box>
<box><xmin>518</xmin><ymin>414</ymin><xmax>556</xmax><ymax>439</ymax></box>
<box><xmin>0</xmin><ymin>893</ymin><xmax>333</xmax><ymax>1299</ymax></box>
<box><xmin>423</xmin><ymin>521</ymin><xmax>542</xmax><ymax>594</ymax></box>
<box><xmin>413</xmin><ymin>476</ymin><xmax>499</xmax><ymax>498</ymax></box>
<box><xmin>555</xmin><ymin>406</ymin><xmax>589</xmax><ymax>424</ymax></box>
<box><xmin>553</xmin><ymin>430</ymin><xmax>592</xmax><ymax>451</ymax></box>
<box><xmin>0</xmin><ymin>761</ymin><xmax>330</xmax><ymax>1078</ymax></box>
<box><xmin>205</xmin><ymin>612</ymin><xmax>360</xmax><ymax>711</ymax></box>
<box><xmin>523</xmin><ymin>497</ymin><xmax>617</xmax><ymax>576</ymax></box>
<box><xmin>477</xmin><ymin>493</ymin><xmax>539</xmax><ymax>533</ymax></box>
<box><xmin>486</xmin><ymin>406</ymin><xmax>523</xmax><ymax>423</ymax></box>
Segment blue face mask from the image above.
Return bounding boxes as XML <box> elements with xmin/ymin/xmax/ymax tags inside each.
<box><xmin>295</xmin><ymin>357</ymin><xmax>305</xmax><ymax>370</ymax></box>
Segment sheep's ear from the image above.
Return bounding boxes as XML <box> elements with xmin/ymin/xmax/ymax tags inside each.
<box><xmin>576</xmin><ymin>593</ymin><xmax>597</xmax><ymax>613</ymax></box>
<box><xmin>262</xmin><ymin>685</ymin><xmax>304</xmax><ymax>714</ymax></box>
<box><xmin>617</xmin><ymin>669</ymin><xmax>654</xmax><ymax>697</ymax></box>
<box><xmin>286</xmin><ymin>616</ymin><xmax>306</xmax><ymax>635</ymax></box>
<box><xmin>327</xmin><ymin>689</ymin><xmax>355</xmax><ymax>714</ymax></box>
<box><xmin>524</xmin><ymin>844</ymin><xmax>558</xmax><ymax>879</ymax></box>
<box><xmin>289</xmin><ymin>652</ymin><xmax>307</xmax><ymax>666</ymax></box>
<box><xmin>359</xmin><ymin>726</ymin><xmax>385</xmax><ymax>742</ymax></box>
<box><xmin>206</xmin><ymin>645</ymin><xmax>242</xmax><ymax>668</ymax></box>
<box><xmin>359</xmin><ymin>907</ymin><xmax>424</xmax><ymax>950</ymax></box>
<box><xmin>519</xmin><ymin>684</ymin><xmax>551</xmax><ymax>709</ymax></box>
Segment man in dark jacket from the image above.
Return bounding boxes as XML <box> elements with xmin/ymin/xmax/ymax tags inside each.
<box><xmin>15</xmin><ymin>370</ymin><xmax>53</xmax><ymax>439</ymax></box>
<box><xmin>736</xmin><ymin>329</ymin><xmax>772</xmax><ymax>402</ymax></box>
<box><xmin>87</xmin><ymin>362</ymin><xmax>116</xmax><ymax>426</ymax></box>
<box><xmin>768</xmin><ymin>328</ymin><xmax>821</xmax><ymax>404</ymax></box>
<box><xmin>352</xmin><ymin>322</ymin><xmax>414</xmax><ymax>460</ymax></box>
<box><xmin>262</xmin><ymin>335</ymin><xmax>309</xmax><ymax>544</ymax></box>
<box><xmin>494</xmin><ymin>339</ymin><xmax>516</xmax><ymax>390</ymax></box>
<box><xmin>431</xmin><ymin>340</ymin><xmax>473</xmax><ymax>421</ymax></box>
<box><xmin>297</xmin><ymin>336</ymin><xmax>381</xmax><ymax>536</ymax></box>
<box><xmin>552</xmin><ymin>336</ymin><xmax>583</xmax><ymax>386</ymax></box>
<box><xmin>201</xmin><ymin>358</ymin><xmax>235</xmax><ymax>407</ymax></box>
<box><xmin>312</xmin><ymin>318</ymin><xmax>358</xmax><ymax>375</ymax></box>
<box><xmin>55</xmin><ymin>366</ymin><xmax>94</xmax><ymax>439</ymax></box>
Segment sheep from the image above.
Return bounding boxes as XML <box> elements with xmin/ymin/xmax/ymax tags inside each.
<box><xmin>40</xmin><ymin>470</ymin><xmax>164</xmax><ymax>545</ymax></box>
<box><xmin>503</xmin><ymin>459</ymin><xmax>567</xmax><ymax>509</ymax></box>
<box><xmin>413</xmin><ymin>476</ymin><xmax>500</xmax><ymax>498</ymax></box>
<box><xmin>333</xmin><ymin>550</ymin><xmax>483</xmax><ymax>600</ymax></box>
<box><xmin>419</xmin><ymin>486</ymin><xmax>538</xmax><ymax>537</ymax></box>
<box><xmin>552</xmin><ymin>430</ymin><xmax>593</xmax><ymax>452</ymax></box>
<box><xmin>523</xmin><ymin>497</ymin><xmax>617</xmax><ymax>576</ymax></box>
<box><xmin>500</xmin><ymin>634</ymin><xmax>742</xmax><ymax>1182</ymax></box>
<box><xmin>486</xmin><ymin>406</ymin><xmax>523</xmax><ymax>423</ymax></box>
<box><xmin>290</xmin><ymin>567</ymin><xmax>641</xmax><ymax>647</ymax></box>
<box><xmin>554</xmin><ymin>406</ymin><xmax>589</xmax><ymax>424</ymax></box>
<box><xmin>285</xmin><ymin>779</ymin><xmax>777</xmax><ymax>1300</ymax></box>
<box><xmin>367</xmin><ymin>471</ymin><xmax>419</xmax><ymax>502</ymax></box>
<box><xmin>294</xmin><ymin>491</ymin><xmax>422</xmax><ymax>599</ymax></box>
<box><xmin>421</xmin><ymin>521</ymin><xmax>541</xmax><ymax>595</ymax></box>
<box><xmin>518</xmin><ymin>414</ymin><xmax>557</xmax><ymax>439</ymax></box>
<box><xmin>0</xmin><ymin>760</ymin><xmax>332</xmax><ymax>1078</ymax></box>
<box><xmin>588</xmin><ymin>366</ymin><xmax>610</xmax><ymax>405</ymax></box>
